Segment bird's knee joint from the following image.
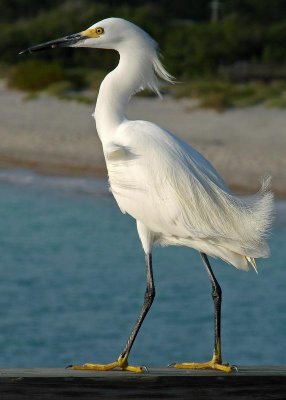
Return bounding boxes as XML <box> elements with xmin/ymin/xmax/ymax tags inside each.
<box><xmin>144</xmin><ymin>288</ymin><xmax>155</xmax><ymax>303</ymax></box>
<box><xmin>212</xmin><ymin>286</ymin><xmax>222</xmax><ymax>300</ymax></box>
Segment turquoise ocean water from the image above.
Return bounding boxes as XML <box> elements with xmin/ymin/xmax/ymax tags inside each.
<box><xmin>0</xmin><ymin>169</ymin><xmax>285</xmax><ymax>368</ymax></box>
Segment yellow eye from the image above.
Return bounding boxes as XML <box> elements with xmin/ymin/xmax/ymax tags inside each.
<box><xmin>82</xmin><ymin>26</ymin><xmax>104</xmax><ymax>38</ymax></box>
<box><xmin>96</xmin><ymin>27</ymin><xmax>104</xmax><ymax>35</ymax></box>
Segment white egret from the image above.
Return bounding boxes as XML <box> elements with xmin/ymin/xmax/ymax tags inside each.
<box><xmin>21</xmin><ymin>18</ymin><xmax>273</xmax><ymax>373</ymax></box>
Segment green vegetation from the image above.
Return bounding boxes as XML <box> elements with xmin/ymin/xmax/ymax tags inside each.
<box><xmin>172</xmin><ymin>79</ymin><xmax>286</xmax><ymax>111</ymax></box>
<box><xmin>8</xmin><ymin>60</ymin><xmax>66</xmax><ymax>91</ymax></box>
<box><xmin>44</xmin><ymin>81</ymin><xmax>94</xmax><ymax>103</ymax></box>
<box><xmin>1</xmin><ymin>0</ymin><xmax>286</xmax><ymax>109</ymax></box>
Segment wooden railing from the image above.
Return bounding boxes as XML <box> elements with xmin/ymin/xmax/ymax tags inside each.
<box><xmin>0</xmin><ymin>366</ymin><xmax>285</xmax><ymax>399</ymax></box>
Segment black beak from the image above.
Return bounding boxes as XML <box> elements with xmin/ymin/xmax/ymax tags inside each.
<box><xmin>19</xmin><ymin>32</ymin><xmax>85</xmax><ymax>55</ymax></box>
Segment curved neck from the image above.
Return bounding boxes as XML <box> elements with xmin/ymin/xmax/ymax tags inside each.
<box><xmin>95</xmin><ymin>51</ymin><xmax>144</xmax><ymax>144</ymax></box>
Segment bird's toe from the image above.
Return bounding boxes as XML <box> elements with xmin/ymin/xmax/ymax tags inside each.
<box><xmin>172</xmin><ymin>360</ymin><xmax>233</xmax><ymax>373</ymax></box>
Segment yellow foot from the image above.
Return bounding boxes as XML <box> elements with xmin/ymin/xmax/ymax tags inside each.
<box><xmin>69</xmin><ymin>354</ymin><xmax>143</xmax><ymax>373</ymax></box>
<box><xmin>173</xmin><ymin>360</ymin><xmax>232</xmax><ymax>373</ymax></box>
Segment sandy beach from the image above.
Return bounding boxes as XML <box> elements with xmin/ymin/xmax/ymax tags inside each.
<box><xmin>0</xmin><ymin>81</ymin><xmax>285</xmax><ymax>195</ymax></box>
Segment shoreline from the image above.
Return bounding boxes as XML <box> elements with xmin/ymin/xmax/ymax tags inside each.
<box><xmin>0</xmin><ymin>83</ymin><xmax>285</xmax><ymax>197</ymax></box>
<box><xmin>1</xmin><ymin>155</ymin><xmax>286</xmax><ymax>198</ymax></box>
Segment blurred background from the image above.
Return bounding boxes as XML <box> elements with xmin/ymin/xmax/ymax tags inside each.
<box><xmin>0</xmin><ymin>0</ymin><xmax>285</xmax><ymax>368</ymax></box>
<box><xmin>2</xmin><ymin>0</ymin><xmax>286</xmax><ymax>107</ymax></box>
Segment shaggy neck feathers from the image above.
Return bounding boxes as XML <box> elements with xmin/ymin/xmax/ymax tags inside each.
<box><xmin>94</xmin><ymin>38</ymin><xmax>173</xmax><ymax>143</ymax></box>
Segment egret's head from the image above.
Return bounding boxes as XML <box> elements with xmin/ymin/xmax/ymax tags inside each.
<box><xmin>79</xmin><ymin>18</ymin><xmax>153</xmax><ymax>51</ymax></box>
<box><xmin>20</xmin><ymin>17</ymin><xmax>174</xmax><ymax>95</ymax></box>
<box><xmin>20</xmin><ymin>18</ymin><xmax>156</xmax><ymax>54</ymax></box>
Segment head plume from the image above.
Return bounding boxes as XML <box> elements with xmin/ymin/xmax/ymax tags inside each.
<box><xmin>132</xmin><ymin>28</ymin><xmax>175</xmax><ymax>96</ymax></box>
<box><xmin>105</xmin><ymin>18</ymin><xmax>175</xmax><ymax>96</ymax></box>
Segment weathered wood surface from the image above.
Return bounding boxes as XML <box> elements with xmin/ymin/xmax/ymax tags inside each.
<box><xmin>0</xmin><ymin>366</ymin><xmax>285</xmax><ymax>399</ymax></box>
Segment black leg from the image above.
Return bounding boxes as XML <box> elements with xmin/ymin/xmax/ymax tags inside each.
<box><xmin>70</xmin><ymin>253</ymin><xmax>155</xmax><ymax>372</ymax></box>
<box><xmin>121</xmin><ymin>253</ymin><xmax>155</xmax><ymax>358</ymax></box>
<box><xmin>200</xmin><ymin>252</ymin><xmax>222</xmax><ymax>363</ymax></box>
<box><xmin>172</xmin><ymin>252</ymin><xmax>231</xmax><ymax>372</ymax></box>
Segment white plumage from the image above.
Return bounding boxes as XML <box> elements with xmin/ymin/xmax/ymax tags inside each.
<box><xmin>90</xmin><ymin>18</ymin><xmax>273</xmax><ymax>271</ymax></box>
<box><xmin>107</xmin><ymin>121</ymin><xmax>272</xmax><ymax>271</ymax></box>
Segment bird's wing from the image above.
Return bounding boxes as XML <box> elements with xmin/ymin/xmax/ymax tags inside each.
<box><xmin>107</xmin><ymin>120</ymin><xmax>227</xmax><ymax>235</ymax></box>
<box><xmin>106</xmin><ymin>120</ymin><xmax>272</xmax><ymax>258</ymax></box>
